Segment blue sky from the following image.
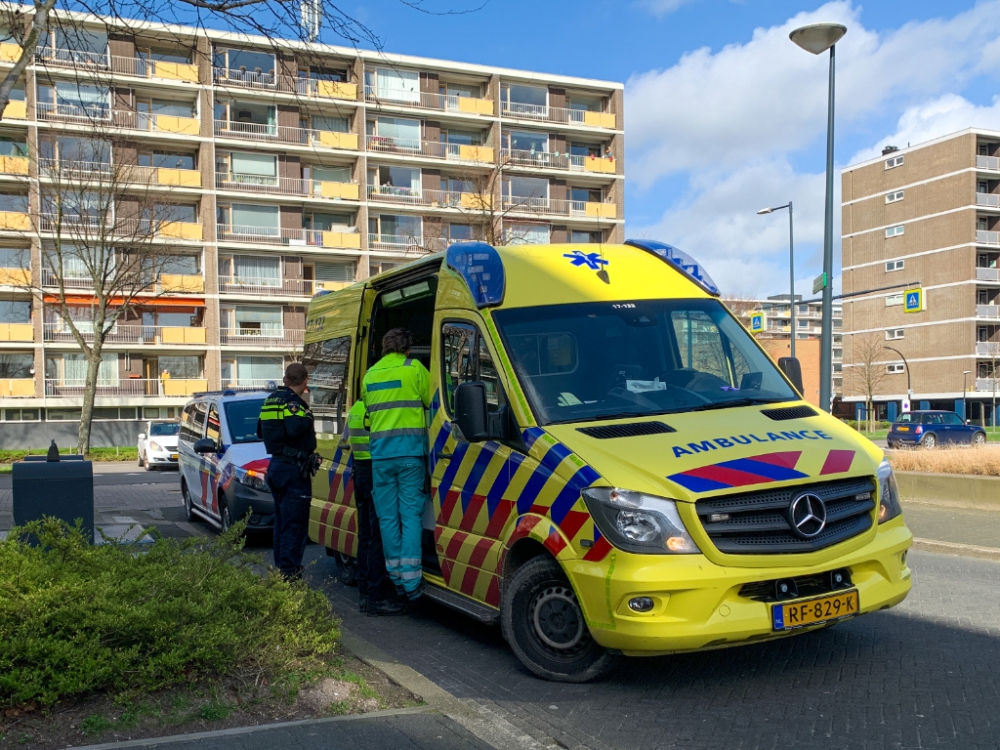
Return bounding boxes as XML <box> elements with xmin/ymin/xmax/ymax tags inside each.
<box><xmin>336</xmin><ymin>0</ymin><xmax>994</xmax><ymax>295</ymax></box>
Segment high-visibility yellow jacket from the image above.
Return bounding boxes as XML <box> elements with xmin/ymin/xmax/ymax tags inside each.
<box><xmin>361</xmin><ymin>353</ymin><xmax>431</xmax><ymax>459</ymax></box>
<box><xmin>345</xmin><ymin>398</ymin><xmax>371</xmax><ymax>461</ymax></box>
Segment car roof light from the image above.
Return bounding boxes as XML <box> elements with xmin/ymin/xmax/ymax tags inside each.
<box><xmin>624</xmin><ymin>239</ymin><xmax>720</xmax><ymax>297</ymax></box>
<box><xmin>446</xmin><ymin>241</ymin><xmax>505</xmax><ymax>308</ymax></box>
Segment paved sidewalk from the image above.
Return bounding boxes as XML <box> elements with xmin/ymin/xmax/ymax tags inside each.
<box><xmin>903</xmin><ymin>501</ymin><xmax>1000</xmax><ymax>549</ymax></box>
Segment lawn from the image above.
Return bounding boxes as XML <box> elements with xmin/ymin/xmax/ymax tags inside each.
<box><xmin>0</xmin><ymin>446</ymin><xmax>138</xmax><ymax>465</ymax></box>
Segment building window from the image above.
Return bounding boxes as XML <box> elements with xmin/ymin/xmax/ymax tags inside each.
<box><xmin>886</xmin><ymin>328</ymin><xmax>905</xmax><ymax>340</ymax></box>
<box><xmin>885</xmin><ymin>225</ymin><xmax>905</xmax><ymax>238</ymax></box>
<box><xmin>885</xmin><ymin>155</ymin><xmax>904</xmax><ymax>169</ymax></box>
<box><xmin>886</xmin><ymin>259</ymin><xmax>905</xmax><ymax>272</ymax></box>
<box><xmin>797</xmin><ymin>319</ymin><xmax>808</xmax><ymax>328</ymax></box>
<box><xmin>886</xmin><ymin>363</ymin><xmax>905</xmax><ymax>374</ymax></box>
<box><xmin>886</xmin><ymin>293</ymin><xmax>903</xmax><ymax>306</ymax></box>
<box><xmin>833</xmin><ymin>363</ymin><xmax>843</xmax><ymax>373</ymax></box>
<box><xmin>886</xmin><ymin>190</ymin><xmax>904</xmax><ymax>204</ymax></box>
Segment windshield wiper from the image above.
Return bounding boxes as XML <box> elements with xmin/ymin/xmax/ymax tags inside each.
<box><xmin>688</xmin><ymin>397</ymin><xmax>791</xmax><ymax>413</ymax></box>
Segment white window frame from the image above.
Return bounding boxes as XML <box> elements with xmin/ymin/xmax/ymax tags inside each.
<box><xmin>886</xmin><ymin>328</ymin><xmax>905</xmax><ymax>340</ymax></box>
<box><xmin>886</xmin><ymin>260</ymin><xmax>905</xmax><ymax>272</ymax></box>
<box><xmin>885</xmin><ymin>155</ymin><xmax>904</xmax><ymax>169</ymax></box>
<box><xmin>886</xmin><ymin>294</ymin><xmax>903</xmax><ymax>307</ymax></box>
<box><xmin>885</xmin><ymin>225</ymin><xmax>905</xmax><ymax>238</ymax></box>
<box><xmin>886</xmin><ymin>363</ymin><xmax>905</xmax><ymax>374</ymax></box>
<box><xmin>886</xmin><ymin>190</ymin><xmax>904</xmax><ymax>204</ymax></box>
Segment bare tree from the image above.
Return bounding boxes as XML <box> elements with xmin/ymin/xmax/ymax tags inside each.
<box><xmin>847</xmin><ymin>331</ymin><xmax>889</xmax><ymax>433</ymax></box>
<box><xmin>723</xmin><ymin>294</ymin><xmax>768</xmax><ymax>338</ymax></box>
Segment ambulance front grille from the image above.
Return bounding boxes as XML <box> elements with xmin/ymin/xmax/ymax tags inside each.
<box><xmin>695</xmin><ymin>477</ymin><xmax>877</xmax><ymax>554</ymax></box>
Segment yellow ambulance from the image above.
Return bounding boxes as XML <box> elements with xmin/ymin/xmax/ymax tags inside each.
<box><xmin>303</xmin><ymin>240</ymin><xmax>912</xmax><ymax>682</ymax></box>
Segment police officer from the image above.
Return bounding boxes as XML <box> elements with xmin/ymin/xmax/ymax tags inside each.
<box><xmin>362</xmin><ymin>328</ymin><xmax>431</xmax><ymax>602</ymax></box>
<box><xmin>344</xmin><ymin>397</ymin><xmax>404</xmax><ymax>616</ymax></box>
<box><xmin>257</xmin><ymin>362</ymin><xmax>317</xmax><ymax>580</ymax></box>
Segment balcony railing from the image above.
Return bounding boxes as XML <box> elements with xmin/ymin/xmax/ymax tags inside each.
<box><xmin>977</xmin><ymin>304</ymin><xmax>1000</xmax><ymax>319</ymax></box>
<box><xmin>43</xmin><ymin>323</ymin><xmax>207</xmax><ymax>345</ymax></box>
<box><xmin>36</xmin><ymin>47</ymin><xmax>109</xmax><ymax>70</ymax></box>
<box><xmin>500</xmin><ymin>101</ymin><xmax>616</xmax><ymax>128</ymax></box>
<box><xmin>110</xmin><ymin>55</ymin><xmax>199</xmax><ymax>83</ymax></box>
<box><xmin>978</xmin><ymin>267</ymin><xmax>1000</xmax><ymax>281</ymax></box>
<box><xmin>976</xmin><ymin>378</ymin><xmax>1000</xmax><ymax>392</ymax></box>
<box><xmin>978</xmin><ymin>230</ymin><xmax>1000</xmax><ymax>245</ymax></box>
<box><xmin>978</xmin><ymin>193</ymin><xmax>1000</xmax><ymax>208</ymax></box>
<box><xmin>501</xmin><ymin>148</ymin><xmax>615</xmax><ymax>173</ymax></box>
<box><xmin>0</xmin><ymin>378</ymin><xmax>34</xmax><ymax>397</ymax></box>
<box><xmin>221</xmin><ymin>379</ymin><xmax>281</xmax><ymax>391</ymax></box>
<box><xmin>216</xmin><ymin>224</ymin><xmax>362</xmax><ymax>248</ymax></box>
<box><xmin>41</xmin><ymin>270</ymin><xmax>204</xmax><ymax>294</ymax></box>
<box><xmin>214</xmin><ymin>68</ymin><xmax>359</xmax><ymax>101</ymax></box>
<box><xmin>215</xmin><ymin>173</ymin><xmax>360</xmax><ymax>200</ymax></box>
<box><xmin>368</xmin><ymin>233</ymin><xmax>440</xmax><ymax>254</ymax></box>
<box><xmin>36</xmin><ymin>101</ymin><xmax>112</xmax><ymax>123</ymax></box>
<box><xmin>218</xmin><ymin>276</ymin><xmax>313</xmax><ymax>296</ymax></box>
<box><xmin>978</xmin><ymin>155</ymin><xmax>1000</xmax><ymax>171</ymax></box>
<box><xmin>39</xmin><ymin>159</ymin><xmax>113</xmax><ymax>179</ymax></box>
<box><xmin>501</xmin><ymin>196</ymin><xmax>617</xmax><ymax>218</ymax></box>
<box><xmin>364</xmin><ymin>86</ymin><xmax>493</xmax><ymax>115</ymax></box>
<box><xmin>214</xmin><ymin>120</ymin><xmax>359</xmax><ymax>150</ymax></box>
<box><xmin>220</xmin><ymin>328</ymin><xmax>304</xmax><ymax>346</ymax></box>
<box><xmin>38</xmin><ymin>214</ymin><xmax>203</xmax><ymax>240</ymax></box>
<box><xmin>39</xmin><ymin>160</ymin><xmax>202</xmax><ymax>189</ymax></box>
<box><xmin>977</xmin><ymin>342</ymin><xmax>1000</xmax><ymax>356</ymax></box>
<box><xmin>366</xmin><ymin>185</ymin><xmax>491</xmax><ymax>210</ymax></box>
<box><xmin>44</xmin><ymin>377</ymin><xmax>208</xmax><ymax>398</ymax></box>
<box><xmin>112</xmin><ymin>110</ymin><xmax>200</xmax><ymax>136</ymax></box>
<box><xmin>365</xmin><ymin>135</ymin><xmax>494</xmax><ymax>163</ymax></box>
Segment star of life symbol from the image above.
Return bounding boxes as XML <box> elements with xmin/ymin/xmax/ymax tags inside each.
<box><xmin>563</xmin><ymin>250</ymin><xmax>609</xmax><ymax>270</ymax></box>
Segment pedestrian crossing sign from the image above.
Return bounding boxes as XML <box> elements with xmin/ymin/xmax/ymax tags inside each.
<box><xmin>904</xmin><ymin>288</ymin><xmax>924</xmax><ymax>313</ymax></box>
<box><xmin>749</xmin><ymin>311</ymin><xmax>765</xmax><ymax>333</ymax></box>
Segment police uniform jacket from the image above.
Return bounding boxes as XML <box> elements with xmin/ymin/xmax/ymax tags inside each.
<box><xmin>257</xmin><ymin>386</ymin><xmax>317</xmax><ymax>459</ymax></box>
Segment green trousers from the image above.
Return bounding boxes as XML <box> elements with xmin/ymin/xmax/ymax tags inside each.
<box><xmin>371</xmin><ymin>456</ymin><xmax>427</xmax><ymax>595</ymax></box>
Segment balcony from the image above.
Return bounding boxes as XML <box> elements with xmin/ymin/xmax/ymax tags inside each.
<box><xmin>40</xmin><ymin>271</ymin><xmax>205</xmax><ymax>294</ymax></box>
<box><xmin>110</xmin><ymin>55</ymin><xmax>199</xmax><ymax>83</ymax></box>
<box><xmin>366</xmin><ymin>135</ymin><xmax>494</xmax><ymax>164</ymax></box>
<box><xmin>213</xmin><ymin>68</ymin><xmax>359</xmax><ymax>102</ymax></box>
<box><xmin>364</xmin><ymin>86</ymin><xmax>493</xmax><ymax>115</ymax></box>
<box><xmin>35</xmin><ymin>47</ymin><xmax>109</xmax><ymax>70</ymax></box>
<box><xmin>220</xmin><ymin>328</ymin><xmax>304</xmax><ymax>347</ymax></box>
<box><xmin>501</xmin><ymin>149</ymin><xmax>616</xmax><ymax>174</ymax></box>
<box><xmin>217</xmin><ymin>224</ymin><xmax>362</xmax><ymax>249</ymax></box>
<box><xmin>3</xmin><ymin>100</ymin><xmax>26</xmax><ymax>120</ymax></box>
<box><xmin>0</xmin><ymin>323</ymin><xmax>33</xmax><ymax>341</ymax></box>
<box><xmin>978</xmin><ymin>193</ymin><xmax>1000</xmax><ymax>208</ymax></box>
<box><xmin>977</xmin><ymin>304</ymin><xmax>1000</xmax><ymax>319</ymax></box>
<box><xmin>0</xmin><ymin>156</ymin><xmax>28</xmax><ymax>176</ymax></box>
<box><xmin>501</xmin><ymin>197</ymin><xmax>617</xmax><ymax>219</ymax></box>
<box><xmin>0</xmin><ymin>267</ymin><xmax>28</xmax><ymax>286</ymax></box>
<box><xmin>366</xmin><ymin>185</ymin><xmax>492</xmax><ymax>210</ymax></box>
<box><xmin>221</xmin><ymin>378</ymin><xmax>281</xmax><ymax>391</ymax></box>
<box><xmin>40</xmin><ymin>160</ymin><xmax>201</xmax><ymax>189</ymax></box>
<box><xmin>219</xmin><ymin>276</ymin><xmax>314</xmax><ymax>297</ymax></box>
<box><xmin>0</xmin><ymin>379</ymin><xmax>33</xmax><ymax>397</ymax></box>
<box><xmin>978</xmin><ymin>155</ymin><xmax>1000</xmax><ymax>171</ymax></box>
<box><xmin>112</xmin><ymin>110</ymin><xmax>200</xmax><ymax>136</ymax></box>
<box><xmin>368</xmin><ymin>233</ymin><xmax>438</xmax><ymax>255</ymax></box>
<box><xmin>300</xmin><ymin>79</ymin><xmax>358</xmax><ymax>101</ymax></box>
<box><xmin>977</xmin><ymin>230</ymin><xmax>1000</xmax><ymax>245</ymax></box>
<box><xmin>977</xmin><ymin>342</ymin><xmax>1000</xmax><ymax>356</ymax></box>
<box><xmin>500</xmin><ymin>101</ymin><xmax>616</xmax><ymax>129</ymax></box>
<box><xmin>124</xmin><ymin>164</ymin><xmax>202</xmax><ymax>188</ymax></box>
<box><xmin>214</xmin><ymin>120</ymin><xmax>359</xmax><ymax>151</ymax></box>
<box><xmin>0</xmin><ymin>211</ymin><xmax>29</xmax><ymax>231</ymax></box>
<box><xmin>216</xmin><ymin>174</ymin><xmax>360</xmax><ymax>201</ymax></box>
<box><xmin>36</xmin><ymin>101</ymin><xmax>111</xmax><ymax>123</ymax></box>
<box><xmin>43</xmin><ymin>324</ymin><xmax>208</xmax><ymax>345</ymax></box>
<box><xmin>975</xmin><ymin>378</ymin><xmax>1000</xmax><ymax>393</ymax></box>
<box><xmin>37</xmin><ymin>214</ymin><xmax>203</xmax><ymax>241</ymax></box>
<box><xmin>44</xmin><ymin>377</ymin><xmax>208</xmax><ymax>398</ymax></box>
<box><xmin>978</xmin><ymin>267</ymin><xmax>1000</xmax><ymax>282</ymax></box>
<box><xmin>0</xmin><ymin>43</ymin><xmax>19</xmax><ymax>63</ymax></box>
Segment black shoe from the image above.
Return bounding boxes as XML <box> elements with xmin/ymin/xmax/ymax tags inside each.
<box><xmin>359</xmin><ymin>595</ymin><xmax>368</xmax><ymax>614</ymax></box>
<box><xmin>405</xmin><ymin>580</ymin><xmax>426</xmax><ymax>601</ymax></box>
<box><xmin>367</xmin><ymin>599</ymin><xmax>406</xmax><ymax>617</ymax></box>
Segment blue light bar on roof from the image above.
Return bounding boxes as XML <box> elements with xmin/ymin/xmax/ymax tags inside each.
<box><xmin>446</xmin><ymin>241</ymin><xmax>505</xmax><ymax>308</ymax></box>
<box><xmin>624</xmin><ymin>239</ymin><xmax>721</xmax><ymax>297</ymax></box>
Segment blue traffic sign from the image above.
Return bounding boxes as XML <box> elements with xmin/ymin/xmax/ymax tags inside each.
<box><xmin>904</xmin><ymin>288</ymin><xmax>924</xmax><ymax>313</ymax></box>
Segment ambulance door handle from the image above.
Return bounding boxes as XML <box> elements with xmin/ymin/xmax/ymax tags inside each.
<box><xmin>437</xmin><ymin>452</ymin><xmax>453</xmax><ymax>460</ymax></box>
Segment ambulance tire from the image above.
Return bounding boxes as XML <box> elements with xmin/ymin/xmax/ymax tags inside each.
<box><xmin>502</xmin><ymin>556</ymin><xmax>619</xmax><ymax>683</ymax></box>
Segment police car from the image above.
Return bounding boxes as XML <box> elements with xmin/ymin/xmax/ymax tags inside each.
<box><xmin>177</xmin><ymin>389</ymin><xmax>274</xmax><ymax>532</ymax></box>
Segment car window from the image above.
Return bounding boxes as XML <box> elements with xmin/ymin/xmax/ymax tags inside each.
<box><xmin>179</xmin><ymin>401</ymin><xmax>207</xmax><ymax>442</ymax></box>
<box><xmin>926</xmin><ymin>414</ymin><xmax>944</xmax><ymax>425</ymax></box>
<box><xmin>206</xmin><ymin>403</ymin><xmax>221</xmax><ymax>442</ymax></box>
<box><xmin>224</xmin><ymin>398</ymin><xmax>265</xmax><ymax>444</ymax></box>
<box><xmin>149</xmin><ymin>422</ymin><xmax>179</xmax><ymax>436</ymax></box>
<box><xmin>895</xmin><ymin>413</ymin><xmax>914</xmax><ymax>424</ymax></box>
<box><xmin>944</xmin><ymin>413</ymin><xmax>964</xmax><ymax>426</ymax></box>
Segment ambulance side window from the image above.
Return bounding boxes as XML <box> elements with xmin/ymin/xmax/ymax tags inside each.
<box><xmin>441</xmin><ymin>322</ymin><xmax>505</xmax><ymax>415</ymax></box>
<box><xmin>303</xmin><ymin>335</ymin><xmax>351</xmax><ymax>429</ymax></box>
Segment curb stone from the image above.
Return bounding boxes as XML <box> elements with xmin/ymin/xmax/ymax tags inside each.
<box><xmin>911</xmin><ymin>537</ymin><xmax>1000</xmax><ymax>562</ymax></box>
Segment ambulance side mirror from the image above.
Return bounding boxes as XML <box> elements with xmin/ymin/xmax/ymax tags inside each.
<box><xmin>454</xmin><ymin>382</ymin><xmax>490</xmax><ymax>442</ymax></box>
<box><xmin>778</xmin><ymin>357</ymin><xmax>804</xmax><ymax>397</ymax></box>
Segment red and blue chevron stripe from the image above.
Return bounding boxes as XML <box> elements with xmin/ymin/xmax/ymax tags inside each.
<box><xmin>668</xmin><ymin>450</ymin><xmax>808</xmax><ymax>492</ymax></box>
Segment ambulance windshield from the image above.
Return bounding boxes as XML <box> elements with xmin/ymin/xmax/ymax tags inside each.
<box><xmin>493</xmin><ymin>298</ymin><xmax>799</xmax><ymax>425</ymax></box>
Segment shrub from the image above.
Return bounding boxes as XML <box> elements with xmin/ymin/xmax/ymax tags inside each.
<box><xmin>0</xmin><ymin>519</ymin><xmax>338</xmax><ymax>708</ymax></box>
<box><xmin>888</xmin><ymin>444</ymin><xmax>1000</xmax><ymax>476</ymax></box>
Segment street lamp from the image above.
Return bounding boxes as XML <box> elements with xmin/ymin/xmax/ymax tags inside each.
<box><xmin>790</xmin><ymin>21</ymin><xmax>847</xmax><ymax>413</ymax></box>
<box><xmin>963</xmin><ymin>370</ymin><xmax>972</xmax><ymax>420</ymax></box>
<box><xmin>884</xmin><ymin>345</ymin><xmax>911</xmax><ymax>411</ymax></box>
<box><xmin>758</xmin><ymin>202</ymin><xmax>796</xmax><ymax>358</ymax></box>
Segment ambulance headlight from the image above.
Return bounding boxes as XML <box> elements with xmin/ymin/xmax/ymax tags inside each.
<box><xmin>877</xmin><ymin>458</ymin><xmax>903</xmax><ymax>523</ymax></box>
<box><xmin>581</xmin><ymin>488</ymin><xmax>700</xmax><ymax>555</ymax></box>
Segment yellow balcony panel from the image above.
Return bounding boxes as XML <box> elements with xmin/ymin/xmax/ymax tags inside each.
<box><xmin>3</xmin><ymin>100</ymin><xmax>26</xmax><ymax>120</ymax></box>
<box><xmin>0</xmin><ymin>378</ymin><xmax>33</xmax><ymax>397</ymax></box>
<box><xmin>583</xmin><ymin>158</ymin><xmax>616</xmax><ymax>174</ymax></box>
<box><xmin>161</xmin><ymin>326</ymin><xmax>206</xmax><ymax>344</ymax></box>
<box><xmin>460</xmin><ymin>193</ymin><xmax>492</xmax><ymax>210</ymax></box>
<box><xmin>163</xmin><ymin>378</ymin><xmax>208</xmax><ymax>397</ymax></box>
<box><xmin>157</xmin><ymin>167</ymin><xmax>201</xmax><ymax>187</ymax></box>
<box><xmin>317</xmin><ymin>131</ymin><xmax>359</xmax><ymax>151</ymax></box>
<box><xmin>583</xmin><ymin>111</ymin><xmax>617</xmax><ymax>129</ymax></box>
<box><xmin>0</xmin><ymin>267</ymin><xmax>29</xmax><ymax>286</ymax></box>
<box><xmin>316</xmin><ymin>81</ymin><xmax>358</xmax><ymax>101</ymax></box>
<box><xmin>0</xmin><ymin>43</ymin><xmax>20</xmax><ymax>63</ymax></box>
<box><xmin>158</xmin><ymin>222</ymin><xmax>203</xmax><ymax>240</ymax></box>
<box><xmin>0</xmin><ymin>156</ymin><xmax>28</xmax><ymax>175</ymax></box>
<box><xmin>457</xmin><ymin>97</ymin><xmax>494</xmax><ymax>116</ymax></box>
<box><xmin>318</xmin><ymin>280</ymin><xmax>353</xmax><ymax>292</ymax></box>
<box><xmin>0</xmin><ymin>212</ymin><xmax>29</xmax><ymax>231</ymax></box>
<box><xmin>319</xmin><ymin>182</ymin><xmax>360</xmax><ymax>200</ymax></box>
<box><xmin>458</xmin><ymin>145</ymin><xmax>494</xmax><ymax>163</ymax></box>
<box><xmin>321</xmin><ymin>231</ymin><xmax>362</xmax><ymax>249</ymax></box>
<box><xmin>0</xmin><ymin>323</ymin><xmax>33</xmax><ymax>341</ymax></box>
<box><xmin>154</xmin><ymin>62</ymin><xmax>199</xmax><ymax>84</ymax></box>
<box><xmin>585</xmin><ymin>202</ymin><xmax>617</xmax><ymax>219</ymax></box>
<box><xmin>156</xmin><ymin>115</ymin><xmax>200</xmax><ymax>136</ymax></box>
<box><xmin>160</xmin><ymin>273</ymin><xmax>204</xmax><ymax>293</ymax></box>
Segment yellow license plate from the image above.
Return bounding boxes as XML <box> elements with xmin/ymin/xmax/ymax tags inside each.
<box><xmin>772</xmin><ymin>590</ymin><xmax>859</xmax><ymax>630</ymax></box>
<box><xmin>170</xmin><ymin>454</ymin><xmax>178</xmax><ymax>460</ymax></box>
<box><xmin>897</xmin><ymin>426</ymin><xmax>909</xmax><ymax>432</ymax></box>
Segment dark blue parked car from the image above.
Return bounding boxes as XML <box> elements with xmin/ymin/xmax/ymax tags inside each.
<box><xmin>887</xmin><ymin>410</ymin><xmax>987</xmax><ymax>449</ymax></box>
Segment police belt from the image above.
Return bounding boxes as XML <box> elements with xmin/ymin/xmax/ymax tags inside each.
<box><xmin>275</xmin><ymin>447</ymin><xmax>312</xmax><ymax>462</ymax></box>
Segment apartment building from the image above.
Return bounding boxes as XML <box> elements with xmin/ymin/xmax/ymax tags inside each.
<box><xmin>841</xmin><ymin>128</ymin><xmax>1000</xmax><ymax>424</ymax></box>
<box><xmin>0</xmin><ymin>18</ymin><xmax>624</xmax><ymax>445</ymax></box>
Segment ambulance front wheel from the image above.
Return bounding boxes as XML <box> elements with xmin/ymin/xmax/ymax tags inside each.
<box><xmin>502</xmin><ymin>556</ymin><xmax>618</xmax><ymax>682</ymax></box>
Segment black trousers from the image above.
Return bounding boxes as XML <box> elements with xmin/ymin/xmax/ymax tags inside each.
<box><xmin>353</xmin><ymin>459</ymin><xmax>388</xmax><ymax>601</ymax></box>
<box><xmin>266</xmin><ymin>458</ymin><xmax>311</xmax><ymax>578</ymax></box>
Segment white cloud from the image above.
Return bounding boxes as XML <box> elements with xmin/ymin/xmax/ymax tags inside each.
<box><xmin>634</xmin><ymin>0</ymin><xmax>701</xmax><ymax>17</ymax></box>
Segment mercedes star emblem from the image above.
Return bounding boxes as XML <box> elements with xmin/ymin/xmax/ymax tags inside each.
<box><xmin>789</xmin><ymin>492</ymin><xmax>827</xmax><ymax>539</ymax></box>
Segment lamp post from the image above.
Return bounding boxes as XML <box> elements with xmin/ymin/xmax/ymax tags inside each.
<box><xmin>884</xmin><ymin>345</ymin><xmax>911</xmax><ymax>413</ymax></box>
<box><xmin>757</xmin><ymin>202</ymin><xmax>796</xmax><ymax>358</ymax></box>
<box><xmin>790</xmin><ymin>21</ymin><xmax>847</xmax><ymax>413</ymax></box>
<box><xmin>963</xmin><ymin>370</ymin><xmax>972</xmax><ymax>421</ymax></box>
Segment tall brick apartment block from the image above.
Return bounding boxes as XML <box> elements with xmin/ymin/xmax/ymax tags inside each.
<box><xmin>0</xmin><ymin>18</ymin><xmax>624</xmax><ymax>446</ymax></box>
<box><xmin>841</xmin><ymin>128</ymin><xmax>1000</xmax><ymax>424</ymax></box>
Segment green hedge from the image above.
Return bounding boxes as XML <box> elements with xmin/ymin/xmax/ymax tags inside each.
<box><xmin>0</xmin><ymin>447</ymin><xmax>139</xmax><ymax>464</ymax></box>
<box><xmin>0</xmin><ymin>520</ymin><xmax>338</xmax><ymax>708</ymax></box>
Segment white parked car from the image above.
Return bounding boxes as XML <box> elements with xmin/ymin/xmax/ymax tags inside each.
<box><xmin>138</xmin><ymin>421</ymin><xmax>180</xmax><ymax>470</ymax></box>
